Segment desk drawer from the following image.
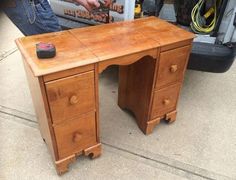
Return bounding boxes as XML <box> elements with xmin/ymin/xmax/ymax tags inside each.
<box><xmin>151</xmin><ymin>83</ymin><xmax>181</xmax><ymax>119</ymax></box>
<box><xmin>53</xmin><ymin>112</ymin><xmax>97</xmax><ymax>159</ymax></box>
<box><xmin>46</xmin><ymin>71</ymin><xmax>96</xmax><ymax>124</ymax></box>
<box><xmin>155</xmin><ymin>46</ymin><xmax>190</xmax><ymax>89</ymax></box>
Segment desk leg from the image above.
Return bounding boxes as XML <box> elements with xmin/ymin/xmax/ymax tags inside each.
<box><xmin>118</xmin><ymin>56</ymin><xmax>156</xmax><ymax>134</ymax></box>
<box><xmin>118</xmin><ymin>66</ymin><xmax>129</xmax><ymax>109</ymax></box>
<box><xmin>55</xmin><ymin>155</ymin><xmax>76</xmax><ymax>175</ymax></box>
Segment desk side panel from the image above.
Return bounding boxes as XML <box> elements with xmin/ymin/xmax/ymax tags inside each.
<box><xmin>118</xmin><ymin>54</ymin><xmax>157</xmax><ymax>133</ymax></box>
<box><xmin>22</xmin><ymin>58</ymin><xmax>59</xmax><ymax>161</ymax></box>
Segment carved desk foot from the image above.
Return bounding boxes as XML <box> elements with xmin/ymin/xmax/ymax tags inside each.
<box><xmin>55</xmin><ymin>143</ymin><xmax>102</xmax><ymax>175</ymax></box>
<box><xmin>144</xmin><ymin>118</ymin><xmax>161</xmax><ymax>135</ymax></box>
<box><xmin>55</xmin><ymin>155</ymin><xmax>76</xmax><ymax>175</ymax></box>
<box><xmin>84</xmin><ymin>143</ymin><xmax>102</xmax><ymax>159</ymax></box>
<box><xmin>165</xmin><ymin>110</ymin><xmax>177</xmax><ymax>124</ymax></box>
<box><xmin>143</xmin><ymin>110</ymin><xmax>177</xmax><ymax>135</ymax></box>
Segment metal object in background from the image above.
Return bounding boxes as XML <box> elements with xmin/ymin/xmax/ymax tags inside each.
<box><xmin>134</xmin><ymin>0</ymin><xmax>142</xmax><ymax>18</ymax></box>
<box><xmin>155</xmin><ymin>0</ymin><xmax>164</xmax><ymax>17</ymax></box>
<box><xmin>159</xmin><ymin>2</ymin><xmax>176</xmax><ymax>22</ymax></box>
<box><xmin>194</xmin><ymin>34</ymin><xmax>216</xmax><ymax>44</ymax></box>
<box><xmin>175</xmin><ymin>0</ymin><xmax>198</xmax><ymax>26</ymax></box>
<box><xmin>222</xmin><ymin>7</ymin><xmax>236</xmax><ymax>43</ymax></box>
<box><xmin>142</xmin><ymin>0</ymin><xmax>164</xmax><ymax>17</ymax></box>
<box><xmin>142</xmin><ymin>0</ymin><xmax>156</xmax><ymax>16</ymax></box>
<box><xmin>212</xmin><ymin>0</ymin><xmax>228</xmax><ymax>36</ymax></box>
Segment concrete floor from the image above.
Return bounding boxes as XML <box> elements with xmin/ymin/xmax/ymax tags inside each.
<box><xmin>0</xmin><ymin>12</ymin><xmax>236</xmax><ymax>180</ymax></box>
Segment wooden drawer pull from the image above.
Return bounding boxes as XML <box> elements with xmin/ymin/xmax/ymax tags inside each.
<box><xmin>170</xmin><ymin>65</ymin><xmax>178</xmax><ymax>73</ymax></box>
<box><xmin>69</xmin><ymin>95</ymin><xmax>79</xmax><ymax>105</ymax></box>
<box><xmin>73</xmin><ymin>132</ymin><xmax>82</xmax><ymax>142</ymax></box>
<box><xmin>163</xmin><ymin>99</ymin><xmax>170</xmax><ymax>105</ymax></box>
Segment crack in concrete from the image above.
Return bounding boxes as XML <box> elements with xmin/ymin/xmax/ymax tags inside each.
<box><xmin>0</xmin><ymin>105</ymin><xmax>232</xmax><ymax>180</ymax></box>
<box><xmin>103</xmin><ymin>143</ymin><xmax>231</xmax><ymax>180</ymax></box>
<box><xmin>0</xmin><ymin>48</ymin><xmax>18</xmax><ymax>61</ymax></box>
<box><xmin>0</xmin><ymin>110</ymin><xmax>36</xmax><ymax>124</ymax></box>
<box><xmin>0</xmin><ymin>105</ymin><xmax>36</xmax><ymax>122</ymax></box>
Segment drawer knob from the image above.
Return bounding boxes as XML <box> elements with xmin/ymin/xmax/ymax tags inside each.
<box><xmin>73</xmin><ymin>132</ymin><xmax>82</xmax><ymax>142</ymax></box>
<box><xmin>163</xmin><ymin>99</ymin><xmax>170</xmax><ymax>105</ymax></box>
<box><xmin>70</xmin><ymin>95</ymin><xmax>79</xmax><ymax>105</ymax></box>
<box><xmin>170</xmin><ymin>65</ymin><xmax>178</xmax><ymax>73</ymax></box>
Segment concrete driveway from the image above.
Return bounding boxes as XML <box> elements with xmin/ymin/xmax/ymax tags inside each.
<box><xmin>0</xmin><ymin>12</ymin><xmax>236</xmax><ymax>180</ymax></box>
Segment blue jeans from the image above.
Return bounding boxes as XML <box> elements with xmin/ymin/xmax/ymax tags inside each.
<box><xmin>3</xmin><ymin>0</ymin><xmax>61</xmax><ymax>35</ymax></box>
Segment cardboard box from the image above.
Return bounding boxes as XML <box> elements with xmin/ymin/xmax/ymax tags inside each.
<box><xmin>49</xmin><ymin>0</ymin><xmax>135</xmax><ymax>25</ymax></box>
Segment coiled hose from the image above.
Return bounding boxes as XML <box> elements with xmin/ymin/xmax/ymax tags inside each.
<box><xmin>190</xmin><ymin>0</ymin><xmax>217</xmax><ymax>34</ymax></box>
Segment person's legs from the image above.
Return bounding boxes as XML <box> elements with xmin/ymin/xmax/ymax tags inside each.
<box><xmin>3</xmin><ymin>0</ymin><xmax>61</xmax><ymax>36</ymax></box>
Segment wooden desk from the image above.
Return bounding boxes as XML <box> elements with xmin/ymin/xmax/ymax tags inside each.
<box><xmin>16</xmin><ymin>17</ymin><xmax>194</xmax><ymax>175</ymax></box>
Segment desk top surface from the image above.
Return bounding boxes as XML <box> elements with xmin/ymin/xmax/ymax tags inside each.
<box><xmin>16</xmin><ymin>17</ymin><xmax>194</xmax><ymax>77</ymax></box>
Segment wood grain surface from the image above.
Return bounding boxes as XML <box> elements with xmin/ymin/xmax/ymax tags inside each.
<box><xmin>16</xmin><ymin>17</ymin><xmax>194</xmax><ymax>77</ymax></box>
<box><xmin>15</xmin><ymin>31</ymin><xmax>98</xmax><ymax>76</ymax></box>
<box><xmin>17</xmin><ymin>17</ymin><xmax>194</xmax><ymax>174</ymax></box>
<box><xmin>45</xmin><ymin>71</ymin><xmax>96</xmax><ymax>124</ymax></box>
<box><xmin>53</xmin><ymin>112</ymin><xmax>97</xmax><ymax>159</ymax></box>
<box><xmin>155</xmin><ymin>45</ymin><xmax>191</xmax><ymax>89</ymax></box>
<box><xmin>151</xmin><ymin>83</ymin><xmax>181</xmax><ymax>119</ymax></box>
